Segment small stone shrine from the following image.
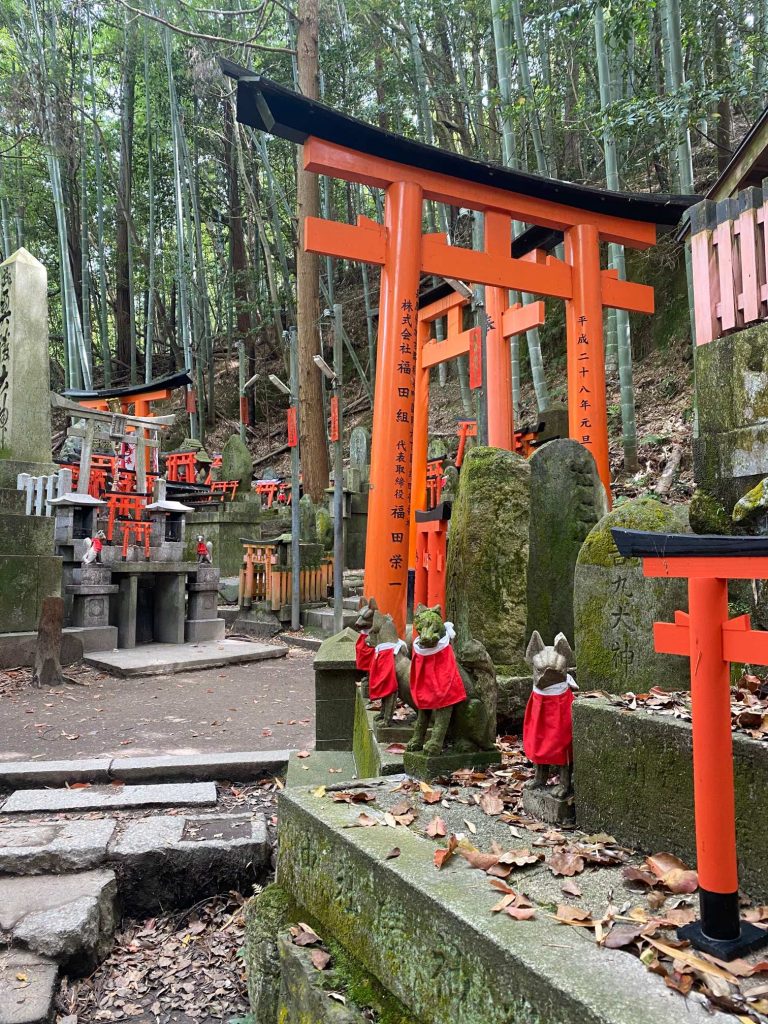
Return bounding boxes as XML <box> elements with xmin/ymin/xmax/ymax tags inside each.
<box><xmin>573</xmin><ymin>496</ymin><xmax>691</xmax><ymax>692</ymax></box>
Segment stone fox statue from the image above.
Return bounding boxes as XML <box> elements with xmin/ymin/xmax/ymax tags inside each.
<box><xmin>407</xmin><ymin>605</ymin><xmax>497</xmax><ymax>757</ymax></box>
<box><xmin>523</xmin><ymin>631</ymin><xmax>578</xmax><ymax>799</ymax></box>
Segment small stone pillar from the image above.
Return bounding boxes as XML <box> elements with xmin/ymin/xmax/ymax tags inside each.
<box><xmin>314</xmin><ymin>628</ymin><xmax>359</xmax><ymax>751</ymax></box>
<box><xmin>185</xmin><ymin>563</ymin><xmax>225</xmax><ymax>642</ymax></box>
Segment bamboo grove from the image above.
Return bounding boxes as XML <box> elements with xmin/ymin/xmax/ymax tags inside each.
<box><xmin>0</xmin><ymin>0</ymin><xmax>764</xmax><ymax>485</ymax></box>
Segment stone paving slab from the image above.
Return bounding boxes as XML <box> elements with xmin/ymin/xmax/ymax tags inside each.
<box><xmin>0</xmin><ymin>819</ymin><xmax>116</xmax><ymax>875</ymax></box>
<box><xmin>277</xmin><ymin>783</ymin><xmax>731</xmax><ymax>1024</ymax></box>
<box><xmin>0</xmin><ymin>782</ymin><xmax>217</xmax><ymax>815</ymax></box>
<box><xmin>109</xmin><ymin>811</ymin><xmax>270</xmax><ymax>913</ymax></box>
<box><xmin>0</xmin><ymin>950</ymin><xmax>58</xmax><ymax>1024</ymax></box>
<box><xmin>0</xmin><ymin>869</ymin><xmax>117</xmax><ymax>974</ymax></box>
<box><xmin>83</xmin><ymin>639</ymin><xmax>288</xmax><ymax>677</ymax></box>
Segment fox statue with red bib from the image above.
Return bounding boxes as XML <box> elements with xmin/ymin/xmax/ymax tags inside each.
<box><xmin>523</xmin><ymin>631</ymin><xmax>578</xmax><ymax>799</ymax></box>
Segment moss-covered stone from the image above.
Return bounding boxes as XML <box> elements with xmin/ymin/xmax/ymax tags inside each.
<box><xmin>574</xmin><ymin>497</ymin><xmax>690</xmax><ymax>693</ymax></box>
<box><xmin>316</xmin><ymin>506</ymin><xmax>333</xmax><ymax>552</ymax></box>
<box><xmin>689</xmin><ymin>488</ymin><xmax>731</xmax><ymax>534</ymax></box>
<box><xmin>446</xmin><ymin>447</ymin><xmax>530</xmax><ymax>672</ymax></box>
<box><xmin>733</xmin><ymin>476</ymin><xmax>768</xmax><ymax>523</ymax></box>
<box><xmin>573</xmin><ymin>698</ymin><xmax>768</xmax><ymax>900</ymax></box>
<box><xmin>221</xmin><ymin>434</ymin><xmax>254</xmax><ymax>494</ymax></box>
<box><xmin>243</xmin><ymin>884</ymin><xmax>299</xmax><ymax>1023</ymax></box>
<box><xmin>352</xmin><ymin>688</ymin><xmax>405</xmax><ymax>779</ymax></box>
<box><xmin>526</xmin><ymin>439</ymin><xmax>607</xmax><ymax>645</ymax></box>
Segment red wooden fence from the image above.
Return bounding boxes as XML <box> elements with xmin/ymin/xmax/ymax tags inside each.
<box><xmin>690</xmin><ymin>185</ymin><xmax>768</xmax><ymax>345</ymax></box>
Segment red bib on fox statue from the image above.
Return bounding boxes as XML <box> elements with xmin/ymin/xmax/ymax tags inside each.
<box><xmin>523</xmin><ymin>676</ymin><xmax>577</xmax><ymax>765</ymax></box>
<box><xmin>355</xmin><ymin>630</ymin><xmax>374</xmax><ymax>673</ymax></box>
<box><xmin>368</xmin><ymin>641</ymin><xmax>405</xmax><ymax>700</ymax></box>
<box><xmin>410</xmin><ymin>624</ymin><xmax>466</xmax><ymax>710</ymax></box>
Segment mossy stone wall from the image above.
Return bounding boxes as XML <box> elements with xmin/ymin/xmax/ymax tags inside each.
<box><xmin>573</xmin><ymin>698</ymin><xmax>768</xmax><ymax>900</ymax></box>
<box><xmin>573</xmin><ymin>497</ymin><xmax>690</xmax><ymax>693</ymax></box>
<box><xmin>221</xmin><ymin>434</ymin><xmax>254</xmax><ymax>494</ymax></box>
<box><xmin>446</xmin><ymin>447</ymin><xmax>530</xmax><ymax>672</ymax></box>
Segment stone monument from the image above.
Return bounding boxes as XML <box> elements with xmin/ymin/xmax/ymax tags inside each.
<box><xmin>446</xmin><ymin>446</ymin><xmax>530</xmax><ymax>673</ymax></box>
<box><xmin>573</xmin><ymin>497</ymin><xmax>690</xmax><ymax>693</ymax></box>
<box><xmin>0</xmin><ymin>249</ymin><xmax>61</xmax><ymax>631</ymax></box>
<box><xmin>221</xmin><ymin>434</ymin><xmax>254</xmax><ymax>495</ymax></box>
<box><xmin>527</xmin><ymin>439</ymin><xmax>607</xmax><ymax>645</ymax></box>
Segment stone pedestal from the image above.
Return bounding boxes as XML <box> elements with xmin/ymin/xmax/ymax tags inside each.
<box><xmin>522</xmin><ymin>785</ymin><xmax>575</xmax><ymax>826</ymax></box>
<box><xmin>314</xmin><ymin>629</ymin><xmax>359</xmax><ymax>751</ymax></box>
<box><xmin>186</xmin><ymin>564</ymin><xmax>225</xmax><ymax>642</ymax></box>
<box><xmin>402</xmin><ymin>748</ymin><xmax>499</xmax><ymax>782</ymax></box>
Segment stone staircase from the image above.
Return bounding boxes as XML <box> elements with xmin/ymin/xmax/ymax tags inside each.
<box><xmin>0</xmin><ymin>752</ymin><xmax>286</xmax><ymax>1023</ymax></box>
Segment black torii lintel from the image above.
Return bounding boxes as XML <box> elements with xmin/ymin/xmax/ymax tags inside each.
<box><xmin>221</xmin><ymin>59</ymin><xmax>699</xmax><ymax>228</ymax></box>
<box><xmin>64</xmin><ymin>369</ymin><xmax>193</xmax><ymax>403</ymax></box>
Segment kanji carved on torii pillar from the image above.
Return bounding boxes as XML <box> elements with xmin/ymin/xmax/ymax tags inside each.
<box><xmin>224</xmin><ymin>64</ymin><xmax>695</xmax><ymax>632</ymax></box>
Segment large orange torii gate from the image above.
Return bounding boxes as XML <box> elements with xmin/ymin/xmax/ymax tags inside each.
<box><xmin>224</xmin><ymin>64</ymin><xmax>695</xmax><ymax>633</ymax></box>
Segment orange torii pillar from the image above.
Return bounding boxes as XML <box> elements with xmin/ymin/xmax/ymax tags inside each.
<box><xmin>364</xmin><ymin>181</ymin><xmax>423</xmax><ymax>634</ymax></box>
<box><xmin>413</xmin><ymin>507</ymin><xmax>450</xmax><ymax>616</ymax></box>
<box><xmin>612</xmin><ymin>527</ymin><xmax>768</xmax><ymax>960</ymax></box>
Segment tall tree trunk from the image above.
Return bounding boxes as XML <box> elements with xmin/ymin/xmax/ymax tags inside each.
<box><xmin>225</xmin><ymin>99</ymin><xmax>253</xmax><ymax>414</ymax></box>
<box><xmin>116</xmin><ymin>15</ymin><xmax>136</xmax><ymax>376</ymax></box>
<box><xmin>713</xmin><ymin>11</ymin><xmax>732</xmax><ymax>172</ymax></box>
<box><xmin>87</xmin><ymin>5</ymin><xmax>110</xmax><ymax>384</ymax></box>
<box><xmin>296</xmin><ymin>0</ymin><xmax>329</xmax><ymax>500</ymax></box>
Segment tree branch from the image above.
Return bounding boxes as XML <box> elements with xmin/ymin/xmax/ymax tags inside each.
<box><xmin>112</xmin><ymin>0</ymin><xmax>296</xmax><ymax>54</ymax></box>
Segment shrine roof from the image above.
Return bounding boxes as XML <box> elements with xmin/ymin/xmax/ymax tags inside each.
<box><xmin>63</xmin><ymin>370</ymin><xmax>192</xmax><ymax>402</ymax></box>
<box><xmin>222</xmin><ymin>61</ymin><xmax>697</xmax><ymax>227</ymax></box>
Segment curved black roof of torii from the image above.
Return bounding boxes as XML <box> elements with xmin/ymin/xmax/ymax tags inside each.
<box><xmin>64</xmin><ymin>369</ymin><xmax>192</xmax><ymax>402</ymax></box>
<box><xmin>222</xmin><ymin>60</ymin><xmax>698</xmax><ymax>228</ymax></box>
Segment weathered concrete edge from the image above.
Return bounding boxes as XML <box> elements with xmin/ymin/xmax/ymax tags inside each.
<box><xmin>0</xmin><ymin>750</ymin><xmax>291</xmax><ymax>789</ymax></box>
<box><xmin>277</xmin><ymin>786</ymin><xmax>727</xmax><ymax>1024</ymax></box>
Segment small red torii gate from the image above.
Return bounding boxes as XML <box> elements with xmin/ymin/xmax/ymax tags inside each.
<box><xmin>225</xmin><ymin>66</ymin><xmax>693</xmax><ymax>633</ymax></box>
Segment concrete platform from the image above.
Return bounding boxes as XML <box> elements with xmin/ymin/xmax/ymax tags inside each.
<box><xmin>0</xmin><ymin>625</ymin><xmax>117</xmax><ymax>670</ymax></box>
<box><xmin>300</xmin><ymin>606</ymin><xmax>359</xmax><ymax>634</ymax></box>
<box><xmin>0</xmin><ymin>869</ymin><xmax>117</xmax><ymax>974</ymax></box>
<box><xmin>1</xmin><ymin>781</ymin><xmax>217</xmax><ymax>815</ymax></box>
<box><xmin>276</xmin><ymin>784</ymin><xmax>731</xmax><ymax>1024</ymax></box>
<box><xmin>83</xmin><ymin>638</ymin><xmax>288</xmax><ymax>677</ymax></box>
<box><xmin>0</xmin><ymin>951</ymin><xmax>58</xmax><ymax>1024</ymax></box>
<box><xmin>286</xmin><ymin>750</ymin><xmax>357</xmax><ymax>788</ymax></box>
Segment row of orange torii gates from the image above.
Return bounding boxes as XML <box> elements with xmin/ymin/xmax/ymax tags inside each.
<box><xmin>225</xmin><ymin>64</ymin><xmax>694</xmax><ymax>635</ymax></box>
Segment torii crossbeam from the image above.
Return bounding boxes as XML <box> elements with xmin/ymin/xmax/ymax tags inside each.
<box><xmin>224</xmin><ymin>64</ymin><xmax>696</xmax><ymax>633</ymax></box>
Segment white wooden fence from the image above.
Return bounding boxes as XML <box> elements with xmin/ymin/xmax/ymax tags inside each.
<box><xmin>16</xmin><ymin>468</ymin><xmax>72</xmax><ymax>517</ymax></box>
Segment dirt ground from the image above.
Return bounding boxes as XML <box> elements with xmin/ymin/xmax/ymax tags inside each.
<box><xmin>0</xmin><ymin>646</ymin><xmax>315</xmax><ymax>761</ymax></box>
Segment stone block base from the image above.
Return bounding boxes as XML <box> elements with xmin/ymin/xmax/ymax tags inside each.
<box><xmin>184</xmin><ymin>617</ymin><xmax>225</xmax><ymax>642</ymax></box>
<box><xmin>374</xmin><ymin>721</ymin><xmax>414</xmax><ymax>744</ymax></box>
<box><xmin>352</xmin><ymin>689</ymin><xmax>405</xmax><ymax>779</ymax></box>
<box><xmin>403</xmin><ymin>748</ymin><xmax>500</xmax><ymax>781</ymax></box>
<box><xmin>0</xmin><ymin>554</ymin><xmax>62</xmax><ymax>632</ymax></box>
<box><xmin>573</xmin><ymin>697</ymin><xmax>768</xmax><ymax>900</ymax></box>
<box><xmin>522</xmin><ymin>784</ymin><xmax>575</xmax><ymax>826</ymax></box>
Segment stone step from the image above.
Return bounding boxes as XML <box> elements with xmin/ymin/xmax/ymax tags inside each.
<box><xmin>0</xmin><ymin>749</ymin><xmax>289</xmax><ymax>790</ymax></box>
<box><xmin>0</xmin><ymin>513</ymin><xmax>54</xmax><ymax>556</ymax></box>
<box><xmin>286</xmin><ymin>750</ymin><xmax>357</xmax><ymax>788</ymax></box>
<box><xmin>0</xmin><ymin>812</ymin><xmax>271</xmax><ymax>916</ymax></box>
<box><xmin>0</xmin><ymin>869</ymin><xmax>117</xmax><ymax>975</ymax></box>
<box><xmin>0</xmin><ymin>781</ymin><xmax>217</xmax><ymax>815</ymax></box>
<box><xmin>0</xmin><ymin>951</ymin><xmax>58</xmax><ymax>1024</ymax></box>
<box><xmin>300</xmin><ymin>606</ymin><xmax>359</xmax><ymax>634</ymax></box>
<box><xmin>343</xmin><ymin>596</ymin><xmax>363</xmax><ymax>611</ymax></box>
<box><xmin>0</xmin><ymin>487</ymin><xmax>27</xmax><ymax>514</ymax></box>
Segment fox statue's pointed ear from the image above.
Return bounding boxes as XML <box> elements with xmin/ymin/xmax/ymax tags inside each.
<box><xmin>368</xmin><ymin>597</ymin><xmax>378</xmax><ymax>610</ymax></box>
<box><xmin>525</xmin><ymin>631</ymin><xmax>545</xmax><ymax>664</ymax></box>
<box><xmin>553</xmin><ymin>633</ymin><xmax>574</xmax><ymax>664</ymax></box>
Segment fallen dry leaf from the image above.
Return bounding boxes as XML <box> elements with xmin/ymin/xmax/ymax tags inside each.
<box><xmin>603</xmin><ymin>924</ymin><xmax>644</xmax><ymax>949</ymax></box>
<box><xmin>311</xmin><ymin>949</ymin><xmax>331</xmax><ymax>970</ymax></box>
<box><xmin>291</xmin><ymin>923</ymin><xmax>321</xmax><ymax>947</ymax></box>
<box><xmin>556</xmin><ymin>905</ymin><xmax>593</xmax><ymax>925</ymax></box>
<box><xmin>384</xmin><ymin>847</ymin><xmax>401</xmax><ymax>860</ymax></box>
<box><xmin>479</xmin><ymin>791</ymin><xmax>505</xmax><ymax>816</ymax></box>
<box><xmin>434</xmin><ymin>835</ymin><xmax>458</xmax><ymax>869</ymax></box>
<box><xmin>357</xmin><ymin>813</ymin><xmax>378</xmax><ymax>827</ymax></box>
<box><xmin>504</xmin><ymin>906</ymin><xmax>536</xmax><ymax>921</ymax></box>
<box><xmin>385</xmin><ymin>743</ymin><xmax>406</xmax><ymax>754</ymax></box>
<box><xmin>561</xmin><ymin>880</ymin><xmax>583</xmax><ymax>898</ymax></box>
<box><xmin>548</xmin><ymin>848</ymin><xmax>585</xmax><ymax>877</ymax></box>
<box><xmin>426</xmin><ymin>816</ymin><xmax>447</xmax><ymax>838</ymax></box>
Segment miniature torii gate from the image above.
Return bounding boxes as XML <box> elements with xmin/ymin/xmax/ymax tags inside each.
<box><xmin>52</xmin><ymin>394</ymin><xmax>172</xmax><ymax>496</ymax></box>
<box><xmin>225</xmin><ymin>66</ymin><xmax>693</xmax><ymax>633</ymax></box>
<box><xmin>613</xmin><ymin>527</ymin><xmax>768</xmax><ymax>959</ymax></box>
